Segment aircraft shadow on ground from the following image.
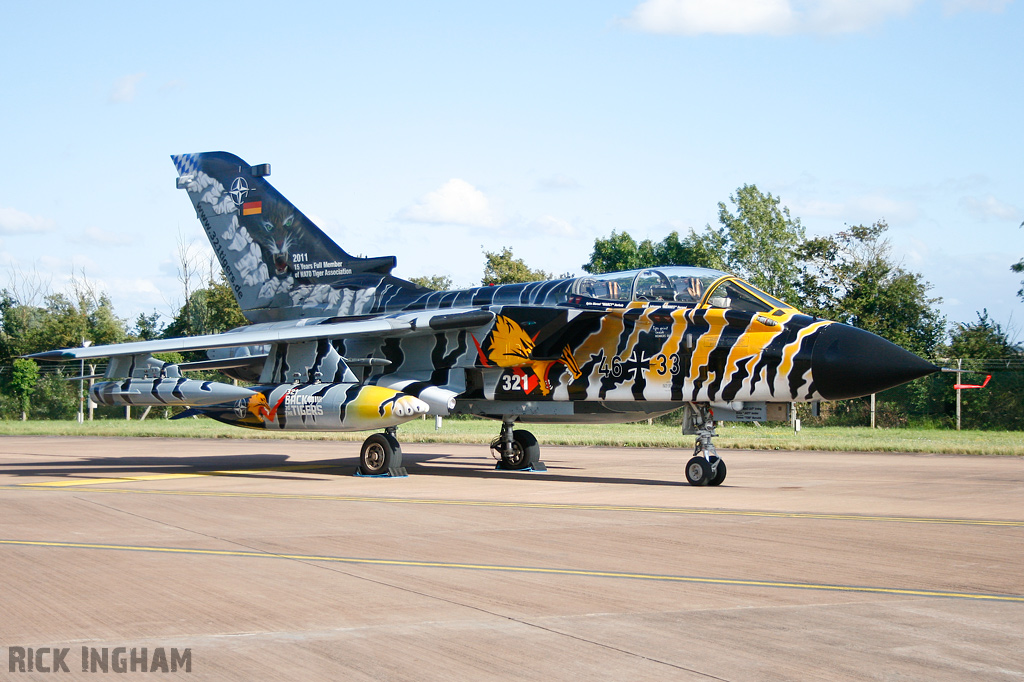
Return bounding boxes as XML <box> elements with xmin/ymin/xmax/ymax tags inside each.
<box><xmin>1</xmin><ymin>451</ymin><xmax>694</xmax><ymax>487</ymax></box>
<box><xmin>400</xmin><ymin>451</ymin><xmax>687</xmax><ymax>487</ymax></box>
<box><xmin>0</xmin><ymin>454</ymin><xmax>339</xmax><ymax>482</ymax></box>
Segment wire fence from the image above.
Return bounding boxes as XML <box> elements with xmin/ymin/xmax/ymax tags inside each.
<box><xmin>0</xmin><ymin>362</ymin><xmax>108</xmax><ymax>378</ymax></box>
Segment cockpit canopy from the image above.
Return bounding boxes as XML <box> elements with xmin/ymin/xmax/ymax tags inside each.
<box><xmin>570</xmin><ymin>266</ymin><xmax>797</xmax><ymax>313</ymax></box>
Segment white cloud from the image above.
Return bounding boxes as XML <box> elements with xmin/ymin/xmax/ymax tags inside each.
<box><xmin>960</xmin><ymin>195</ymin><xmax>1019</xmax><ymax>221</ymax></box>
<box><xmin>0</xmin><ymin>207</ymin><xmax>56</xmax><ymax>234</ymax></box>
<box><xmin>626</xmin><ymin>0</ymin><xmax>922</xmax><ymax>36</ymax></box>
<box><xmin>397</xmin><ymin>179</ymin><xmax>497</xmax><ymax>227</ymax></box>
<box><xmin>105</xmin><ymin>277</ymin><xmax>165</xmax><ymax>306</ymax></box>
<box><xmin>628</xmin><ymin>0</ymin><xmax>794</xmax><ymax>35</ymax></box>
<box><xmin>528</xmin><ymin>215</ymin><xmax>584</xmax><ymax>238</ymax></box>
<box><xmin>110</xmin><ymin>72</ymin><xmax>145</xmax><ymax>103</ymax></box>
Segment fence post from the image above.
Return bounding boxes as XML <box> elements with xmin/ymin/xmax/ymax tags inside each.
<box><xmin>87</xmin><ymin>365</ymin><xmax>95</xmax><ymax>421</ymax></box>
<box><xmin>78</xmin><ymin>357</ymin><xmax>84</xmax><ymax>424</ymax></box>
<box><xmin>870</xmin><ymin>393</ymin><xmax>876</xmax><ymax>429</ymax></box>
<box><xmin>956</xmin><ymin>358</ymin><xmax>962</xmax><ymax>432</ymax></box>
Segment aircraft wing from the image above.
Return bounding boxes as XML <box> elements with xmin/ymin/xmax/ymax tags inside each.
<box><xmin>29</xmin><ymin>309</ymin><xmax>496</xmax><ymax>361</ymax></box>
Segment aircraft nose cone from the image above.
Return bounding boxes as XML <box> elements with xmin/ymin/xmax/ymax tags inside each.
<box><xmin>812</xmin><ymin>323</ymin><xmax>938</xmax><ymax>400</ymax></box>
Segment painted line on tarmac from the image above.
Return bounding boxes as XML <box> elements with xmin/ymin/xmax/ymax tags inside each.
<box><xmin>6</xmin><ymin>485</ymin><xmax>1023</xmax><ymax>527</ymax></box>
<box><xmin>15</xmin><ymin>464</ymin><xmax>341</xmax><ymax>487</ymax></box>
<box><xmin>2</xmin><ymin>538</ymin><xmax>1021</xmax><ymax>603</ymax></box>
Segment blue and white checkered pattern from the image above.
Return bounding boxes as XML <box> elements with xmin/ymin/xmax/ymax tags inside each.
<box><xmin>170</xmin><ymin>153</ymin><xmax>200</xmax><ymax>178</ymax></box>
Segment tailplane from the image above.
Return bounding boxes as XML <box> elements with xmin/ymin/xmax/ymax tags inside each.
<box><xmin>171</xmin><ymin>152</ymin><xmax>399</xmax><ymax>322</ymax></box>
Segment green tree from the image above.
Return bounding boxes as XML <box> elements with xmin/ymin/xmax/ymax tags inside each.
<box><xmin>708</xmin><ymin>184</ymin><xmax>805</xmax><ymax>304</ymax></box>
<box><xmin>947</xmin><ymin>310</ymin><xmax>1017</xmax><ymax>359</ymax></box>
<box><xmin>582</xmin><ymin>231</ymin><xmax>656</xmax><ymax>273</ymax></box>
<box><xmin>657</xmin><ymin>230</ymin><xmax>725</xmax><ymax>271</ymax></box>
<box><xmin>1</xmin><ymin>274</ymin><xmax>128</xmax><ymax>359</ymax></box>
<box><xmin>41</xmin><ymin>291</ymin><xmax>127</xmax><ymax>349</ymax></box>
<box><xmin>482</xmin><ymin>247</ymin><xmax>551</xmax><ymax>285</ymax></box>
<box><xmin>796</xmin><ymin>222</ymin><xmax>888</xmax><ymax>318</ymax></box>
<box><xmin>0</xmin><ymin>290</ymin><xmax>47</xmax><ymax>363</ymax></box>
<box><xmin>28</xmin><ymin>371</ymin><xmax>77</xmax><ymax>420</ymax></box>
<box><xmin>797</xmin><ymin>221</ymin><xmax>945</xmax><ymax>357</ymax></box>
<box><xmin>10</xmin><ymin>358</ymin><xmax>39</xmax><ymax>421</ymax></box>
<box><xmin>0</xmin><ymin>267</ymin><xmax>52</xmax><ymax>362</ymax></box>
<box><xmin>203</xmin><ymin>277</ymin><xmax>249</xmax><ymax>332</ymax></box>
<box><xmin>133</xmin><ymin>311</ymin><xmax>165</xmax><ymax>341</ymax></box>
<box><xmin>582</xmin><ymin>230</ymin><xmax>723</xmax><ymax>275</ymax></box>
<box><xmin>941</xmin><ymin>310</ymin><xmax>1024</xmax><ymax>430</ymax></box>
<box><xmin>409</xmin><ymin>275</ymin><xmax>454</xmax><ymax>291</ymax></box>
<box><xmin>164</xmin><ymin>275</ymin><xmax>247</xmax><ymax>338</ymax></box>
<box><xmin>795</xmin><ymin>221</ymin><xmax>946</xmax><ymax>427</ymax></box>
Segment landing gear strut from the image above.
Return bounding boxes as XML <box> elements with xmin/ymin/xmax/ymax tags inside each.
<box><xmin>684</xmin><ymin>404</ymin><xmax>726</xmax><ymax>487</ymax></box>
<box><xmin>491</xmin><ymin>419</ymin><xmax>546</xmax><ymax>471</ymax></box>
<box><xmin>358</xmin><ymin>427</ymin><xmax>407</xmax><ymax>477</ymax></box>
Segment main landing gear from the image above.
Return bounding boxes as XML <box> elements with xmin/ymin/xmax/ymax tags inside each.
<box><xmin>358</xmin><ymin>427</ymin><xmax>407</xmax><ymax>477</ymax></box>
<box><xmin>490</xmin><ymin>419</ymin><xmax>546</xmax><ymax>471</ymax></box>
<box><xmin>684</xmin><ymin>404</ymin><xmax>726</xmax><ymax>487</ymax></box>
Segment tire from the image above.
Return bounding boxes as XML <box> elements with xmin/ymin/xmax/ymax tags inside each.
<box><xmin>502</xmin><ymin>430</ymin><xmax>540</xmax><ymax>470</ymax></box>
<box><xmin>360</xmin><ymin>433</ymin><xmax>397</xmax><ymax>476</ymax></box>
<box><xmin>685</xmin><ymin>456</ymin><xmax>710</xmax><ymax>486</ymax></box>
<box><xmin>382</xmin><ymin>432</ymin><xmax>403</xmax><ymax>460</ymax></box>
<box><xmin>708</xmin><ymin>457</ymin><xmax>727</xmax><ymax>486</ymax></box>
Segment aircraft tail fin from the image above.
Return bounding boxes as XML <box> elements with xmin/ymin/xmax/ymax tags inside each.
<box><xmin>171</xmin><ymin>152</ymin><xmax>397</xmax><ymax>322</ymax></box>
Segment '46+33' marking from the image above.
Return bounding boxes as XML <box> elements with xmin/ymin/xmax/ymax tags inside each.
<box><xmin>599</xmin><ymin>350</ymin><xmax>682</xmax><ymax>379</ymax></box>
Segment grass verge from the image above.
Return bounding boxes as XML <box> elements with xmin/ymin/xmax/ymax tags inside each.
<box><xmin>0</xmin><ymin>418</ymin><xmax>1020</xmax><ymax>456</ymax></box>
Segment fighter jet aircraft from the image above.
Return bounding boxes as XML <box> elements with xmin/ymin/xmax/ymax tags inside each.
<box><xmin>30</xmin><ymin>152</ymin><xmax>938</xmax><ymax>485</ymax></box>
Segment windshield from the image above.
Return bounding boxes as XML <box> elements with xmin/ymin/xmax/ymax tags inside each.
<box><xmin>573</xmin><ymin>267</ymin><xmax>726</xmax><ymax>304</ymax></box>
<box><xmin>705</xmin><ymin>280</ymin><xmax>794</xmax><ymax>312</ymax></box>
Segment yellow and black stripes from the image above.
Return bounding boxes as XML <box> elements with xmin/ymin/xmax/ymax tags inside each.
<box><xmin>474</xmin><ymin>306</ymin><xmax>839</xmax><ymax>404</ymax></box>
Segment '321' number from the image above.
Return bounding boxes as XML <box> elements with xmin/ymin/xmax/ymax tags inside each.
<box><xmin>500</xmin><ymin>373</ymin><xmax>525</xmax><ymax>391</ymax></box>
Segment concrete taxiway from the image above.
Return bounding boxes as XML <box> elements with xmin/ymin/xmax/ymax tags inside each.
<box><xmin>1</xmin><ymin>435</ymin><xmax>1022</xmax><ymax>680</ymax></box>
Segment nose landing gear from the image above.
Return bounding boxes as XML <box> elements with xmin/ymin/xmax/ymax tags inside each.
<box><xmin>684</xmin><ymin>404</ymin><xmax>726</xmax><ymax>486</ymax></box>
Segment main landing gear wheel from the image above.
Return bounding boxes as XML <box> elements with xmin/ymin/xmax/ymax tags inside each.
<box><xmin>359</xmin><ymin>432</ymin><xmax>406</xmax><ymax>477</ymax></box>
<box><xmin>492</xmin><ymin>421</ymin><xmax>546</xmax><ymax>471</ymax></box>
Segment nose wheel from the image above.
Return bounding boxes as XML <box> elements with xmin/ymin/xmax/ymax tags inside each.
<box><xmin>685</xmin><ymin>404</ymin><xmax>726</xmax><ymax>486</ymax></box>
<box><xmin>685</xmin><ymin>454</ymin><xmax>726</xmax><ymax>486</ymax></box>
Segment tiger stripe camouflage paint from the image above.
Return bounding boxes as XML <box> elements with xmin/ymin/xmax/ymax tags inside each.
<box><xmin>184</xmin><ymin>382</ymin><xmax>429</xmax><ymax>432</ymax></box>
<box><xmin>469</xmin><ymin>305</ymin><xmax>838</xmax><ymax>405</ymax></box>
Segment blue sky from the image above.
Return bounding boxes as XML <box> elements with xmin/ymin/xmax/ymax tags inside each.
<box><xmin>1</xmin><ymin>0</ymin><xmax>1021</xmax><ymax>338</ymax></box>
